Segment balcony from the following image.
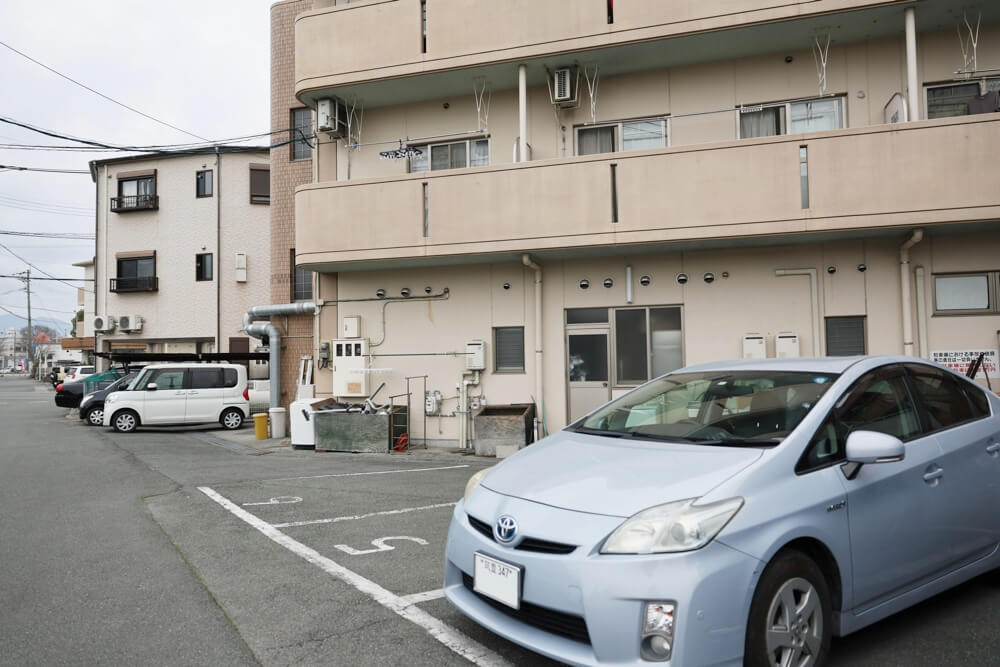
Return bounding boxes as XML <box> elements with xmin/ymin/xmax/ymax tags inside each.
<box><xmin>111</xmin><ymin>194</ymin><xmax>159</xmax><ymax>213</ymax></box>
<box><xmin>110</xmin><ymin>277</ymin><xmax>158</xmax><ymax>293</ymax></box>
<box><xmin>294</xmin><ymin>114</ymin><xmax>1000</xmax><ymax>271</ymax></box>
<box><xmin>293</xmin><ymin>0</ymin><xmax>981</xmax><ymax>106</ymax></box>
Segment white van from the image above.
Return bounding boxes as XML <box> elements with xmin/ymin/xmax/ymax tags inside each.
<box><xmin>102</xmin><ymin>363</ymin><xmax>250</xmax><ymax>433</ymax></box>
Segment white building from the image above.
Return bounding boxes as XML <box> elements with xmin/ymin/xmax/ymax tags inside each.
<box><xmin>89</xmin><ymin>148</ymin><xmax>271</xmax><ymax>362</ymax></box>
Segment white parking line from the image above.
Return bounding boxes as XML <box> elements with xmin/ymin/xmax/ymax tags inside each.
<box><xmin>261</xmin><ymin>464</ymin><xmax>471</xmax><ymax>483</ymax></box>
<box><xmin>273</xmin><ymin>501</ymin><xmax>457</xmax><ymax>528</ymax></box>
<box><xmin>399</xmin><ymin>589</ymin><xmax>447</xmax><ymax>605</ymax></box>
<box><xmin>199</xmin><ymin>486</ymin><xmax>511</xmax><ymax>667</ymax></box>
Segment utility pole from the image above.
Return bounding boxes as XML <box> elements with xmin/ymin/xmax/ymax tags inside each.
<box><xmin>20</xmin><ymin>269</ymin><xmax>33</xmax><ymax>374</ymax></box>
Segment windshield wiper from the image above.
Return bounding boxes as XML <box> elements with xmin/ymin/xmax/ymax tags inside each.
<box><xmin>624</xmin><ymin>431</ymin><xmax>698</xmax><ymax>443</ymax></box>
<box><xmin>688</xmin><ymin>437</ymin><xmax>783</xmax><ymax>447</ymax></box>
<box><xmin>569</xmin><ymin>426</ymin><xmax>627</xmax><ymax>438</ymax></box>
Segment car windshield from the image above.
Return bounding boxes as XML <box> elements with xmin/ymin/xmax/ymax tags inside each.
<box><xmin>572</xmin><ymin>370</ymin><xmax>838</xmax><ymax>445</ymax></box>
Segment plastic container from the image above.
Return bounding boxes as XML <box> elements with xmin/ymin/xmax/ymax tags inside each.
<box><xmin>269</xmin><ymin>407</ymin><xmax>287</xmax><ymax>439</ymax></box>
<box><xmin>253</xmin><ymin>413</ymin><xmax>269</xmax><ymax>440</ymax></box>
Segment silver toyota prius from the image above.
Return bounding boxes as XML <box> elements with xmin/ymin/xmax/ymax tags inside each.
<box><xmin>444</xmin><ymin>356</ymin><xmax>1000</xmax><ymax>666</ymax></box>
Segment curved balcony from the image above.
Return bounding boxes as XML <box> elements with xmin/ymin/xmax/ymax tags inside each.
<box><xmin>295</xmin><ymin>115</ymin><xmax>1000</xmax><ymax>271</ymax></box>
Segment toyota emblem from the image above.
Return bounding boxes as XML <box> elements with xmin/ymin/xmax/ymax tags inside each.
<box><xmin>494</xmin><ymin>515</ymin><xmax>518</xmax><ymax>543</ymax></box>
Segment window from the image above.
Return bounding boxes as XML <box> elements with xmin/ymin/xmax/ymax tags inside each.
<box><xmin>739</xmin><ymin>97</ymin><xmax>844</xmax><ymax>138</ymax></box>
<box><xmin>926</xmin><ymin>79</ymin><xmax>1000</xmax><ymax>119</ymax></box>
<box><xmin>410</xmin><ymin>138</ymin><xmax>489</xmax><ymax>172</ymax></box>
<box><xmin>291</xmin><ymin>108</ymin><xmax>313</xmax><ymax>160</ymax></box>
<box><xmin>825</xmin><ymin>316</ymin><xmax>866</xmax><ymax>356</ymax></box>
<box><xmin>291</xmin><ymin>248</ymin><xmax>313</xmax><ymax>301</ymax></box>
<box><xmin>114</xmin><ymin>255</ymin><xmax>156</xmax><ymax>292</ymax></box>
<box><xmin>613</xmin><ymin>307</ymin><xmax>682</xmax><ymax>385</ymax></box>
<box><xmin>146</xmin><ymin>368</ymin><xmax>185</xmax><ymax>390</ymax></box>
<box><xmin>196</xmin><ymin>170</ymin><xmax>213</xmax><ymax>197</ymax></box>
<box><xmin>250</xmin><ymin>165</ymin><xmax>270</xmax><ymax>204</ymax></box>
<box><xmin>113</xmin><ymin>172</ymin><xmax>158</xmax><ymax>211</ymax></box>
<box><xmin>494</xmin><ymin>327</ymin><xmax>524</xmax><ymax>373</ymax></box>
<box><xmin>933</xmin><ymin>273</ymin><xmax>997</xmax><ymax>314</ymax></box>
<box><xmin>905</xmin><ymin>364</ymin><xmax>977</xmax><ymax>431</ymax></box>
<box><xmin>195</xmin><ymin>253</ymin><xmax>213</xmax><ymax>281</ymax></box>
<box><xmin>189</xmin><ymin>367</ymin><xmax>238</xmax><ymax>389</ymax></box>
<box><xmin>576</xmin><ymin>117</ymin><xmax>668</xmax><ymax>156</ymax></box>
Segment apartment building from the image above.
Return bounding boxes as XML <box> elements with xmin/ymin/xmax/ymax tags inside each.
<box><xmin>89</xmin><ymin>148</ymin><xmax>271</xmax><ymax>362</ymax></box>
<box><xmin>275</xmin><ymin>0</ymin><xmax>1000</xmax><ymax>444</ymax></box>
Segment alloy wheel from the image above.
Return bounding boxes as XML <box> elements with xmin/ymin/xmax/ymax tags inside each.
<box><xmin>764</xmin><ymin>577</ymin><xmax>823</xmax><ymax>667</ymax></box>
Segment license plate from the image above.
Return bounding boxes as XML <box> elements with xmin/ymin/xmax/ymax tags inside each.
<box><xmin>473</xmin><ymin>552</ymin><xmax>522</xmax><ymax>610</ymax></box>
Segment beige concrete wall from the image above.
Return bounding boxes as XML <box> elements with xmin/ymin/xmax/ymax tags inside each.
<box><xmin>297</xmin><ymin>114</ymin><xmax>1000</xmax><ymax>265</ymax></box>
<box><xmin>295</xmin><ymin>0</ymin><xmax>915</xmax><ymax>94</ymax></box>
<box><xmin>314</xmin><ymin>231</ymin><xmax>1000</xmax><ymax>440</ymax></box>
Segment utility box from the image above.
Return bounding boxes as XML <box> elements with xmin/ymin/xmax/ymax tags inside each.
<box><xmin>332</xmin><ymin>338</ymin><xmax>369</xmax><ymax>397</ymax></box>
<box><xmin>776</xmin><ymin>332</ymin><xmax>800</xmax><ymax>358</ymax></box>
<box><xmin>466</xmin><ymin>340</ymin><xmax>486</xmax><ymax>371</ymax></box>
<box><xmin>742</xmin><ymin>333</ymin><xmax>766</xmax><ymax>360</ymax></box>
<box><xmin>342</xmin><ymin>316</ymin><xmax>361</xmax><ymax>339</ymax></box>
<box><xmin>235</xmin><ymin>253</ymin><xmax>247</xmax><ymax>282</ymax></box>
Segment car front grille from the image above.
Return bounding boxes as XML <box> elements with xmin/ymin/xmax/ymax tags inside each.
<box><xmin>467</xmin><ymin>514</ymin><xmax>577</xmax><ymax>555</ymax></box>
<box><xmin>461</xmin><ymin>573</ymin><xmax>591</xmax><ymax>645</ymax></box>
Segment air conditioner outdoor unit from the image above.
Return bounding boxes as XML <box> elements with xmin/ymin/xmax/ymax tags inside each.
<box><xmin>93</xmin><ymin>315</ymin><xmax>115</xmax><ymax>332</ymax></box>
<box><xmin>552</xmin><ymin>67</ymin><xmax>575</xmax><ymax>103</ymax></box>
<box><xmin>317</xmin><ymin>98</ymin><xmax>348</xmax><ymax>137</ymax></box>
<box><xmin>119</xmin><ymin>315</ymin><xmax>143</xmax><ymax>332</ymax></box>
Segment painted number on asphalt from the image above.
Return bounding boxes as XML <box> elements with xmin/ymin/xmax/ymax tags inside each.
<box><xmin>334</xmin><ymin>536</ymin><xmax>428</xmax><ymax>555</ymax></box>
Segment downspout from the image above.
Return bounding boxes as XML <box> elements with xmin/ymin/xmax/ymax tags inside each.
<box><xmin>518</xmin><ymin>64</ymin><xmax>528</xmax><ymax>163</ymax></box>
<box><xmin>900</xmin><ymin>229</ymin><xmax>924</xmax><ymax>357</ymax></box>
<box><xmin>242</xmin><ymin>302</ymin><xmax>317</xmax><ymax>409</ymax></box>
<box><xmin>774</xmin><ymin>268</ymin><xmax>821</xmax><ymax>356</ymax></box>
<box><xmin>914</xmin><ymin>265</ymin><xmax>929</xmax><ymax>358</ymax></box>
<box><xmin>905</xmin><ymin>7</ymin><xmax>920</xmax><ymax>121</ymax></box>
<box><xmin>522</xmin><ymin>254</ymin><xmax>545</xmax><ymax>436</ymax></box>
<box><xmin>215</xmin><ymin>146</ymin><xmax>221</xmax><ymax>353</ymax></box>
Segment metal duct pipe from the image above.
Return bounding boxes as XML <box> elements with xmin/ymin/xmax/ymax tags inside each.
<box><xmin>899</xmin><ymin>229</ymin><xmax>924</xmax><ymax>357</ymax></box>
<box><xmin>243</xmin><ymin>301</ymin><xmax>317</xmax><ymax>408</ymax></box>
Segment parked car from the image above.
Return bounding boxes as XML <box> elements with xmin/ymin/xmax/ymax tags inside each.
<box><xmin>103</xmin><ymin>363</ymin><xmax>249</xmax><ymax>433</ymax></box>
<box><xmin>445</xmin><ymin>356</ymin><xmax>1000</xmax><ymax>667</ymax></box>
<box><xmin>54</xmin><ymin>368</ymin><xmax>127</xmax><ymax>409</ymax></box>
<box><xmin>79</xmin><ymin>372</ymin><xmax>139</xmax><ymax>426</ymax></box>
<box><xmin>63</xmin><ymin>365</ymin><xmax>95</xmax><ymax>384</ymax></box>
<box><xmin>48</xmin><ymin>365</ymin><xmax>70</xmax><ymax>386</ymax></box>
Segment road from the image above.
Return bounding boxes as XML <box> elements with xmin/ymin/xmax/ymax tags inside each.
<box><xmin>1</xmin><ymin>375</ymin><xmax>998</xmax><ymax>666</ymax></box>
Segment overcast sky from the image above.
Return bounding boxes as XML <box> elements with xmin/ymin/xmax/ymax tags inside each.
<box><xmin>0</xmin><ymin>0</ymin><xmax>274</xmax><ymax>332</ymax></box>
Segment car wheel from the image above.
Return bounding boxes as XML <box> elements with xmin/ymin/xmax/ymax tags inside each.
<box><xmin>85</xmin><ymin>406</ymin><xmax>104</xmax><ymax>426</ymax></box>
<box><xmin>220</xmin><ymin>408</ymin><xmax>244</xmax><ymax>430</ymax></box>
<box><xmin>745</xmin><ymin>550</ymin><xmax>831</xmax><ymax>667</ymax></box>
<box><xmin>112</xmin><ymin>409</ymin><xmax>139</xmax><ymax>433</ymax></box>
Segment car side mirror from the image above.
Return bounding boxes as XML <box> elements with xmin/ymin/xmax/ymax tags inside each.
<box><xmin>841</xmin><ymin>430</ymin><xmax>904</xmax><ymax>480</ymax></box>
<box><xmin>146</xmin><ymin>382</ymin><xmax>158</xmax><ymax>391</ymax></box>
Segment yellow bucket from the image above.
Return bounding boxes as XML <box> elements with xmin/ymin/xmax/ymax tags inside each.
<box><xmin>253</xmin><ymin>412</ymin><xmax>269</xmax><ymax>440</ymax></box>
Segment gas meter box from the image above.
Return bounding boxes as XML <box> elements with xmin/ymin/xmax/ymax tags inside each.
<box><xmin>332</xmin><ymin>338</ymin><xmax>369</xmax><ymax>397</ymax></box>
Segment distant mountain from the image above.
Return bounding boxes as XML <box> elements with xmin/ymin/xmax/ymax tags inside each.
<box><xmin>0</xmin><ymin>314</ymin><xmax>72</xmax><ymax>336</ymax></box>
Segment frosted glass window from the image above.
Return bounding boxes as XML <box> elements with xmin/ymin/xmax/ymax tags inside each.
<box><xmin>935</xmin><ymin>275</ymin><xmax>990</xmax><ymax>311</ymax></box>
<box><xmin>790</xmin><ymin>99</ymin><xmax>843</xmax><ymax>133</ymax></box>
<box><xmin>622</xmin><ymin>120</ymin><xmax>667</xmax><ymax>151</ymax></box>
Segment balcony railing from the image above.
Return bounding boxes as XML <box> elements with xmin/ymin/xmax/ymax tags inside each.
<box><xmin>110</xmin><ymin>276</ymin><xmax>158</xmax><ymax>293</ymax></box>
<box><xmin>111</xmin><ymin>194</ymin><xmax>159</xmax><ymax>212</ymax></box>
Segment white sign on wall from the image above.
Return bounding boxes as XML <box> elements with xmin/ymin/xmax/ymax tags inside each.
<box><xmin>930</xmin><ymin>349</ymin><xmax>999</xmax><ymax>379</ymax></box>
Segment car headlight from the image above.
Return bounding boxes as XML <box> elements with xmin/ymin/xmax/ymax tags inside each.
<box><xmin>463</xmin><ymin>466</ymin><xmax>494</xmax><ymax>503</ymax></box>
<box><xmin>601</xmin><ymin>497</ymin><xmax>744</xmax><ymax>554</ymax></box>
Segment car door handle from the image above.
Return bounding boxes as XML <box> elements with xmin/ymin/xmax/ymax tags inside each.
<box><xmin>987</xmin><ymin>442</ymin><xmax>1000</xmax><ymax>456</ymax></box>
<box><xmin>923</xmin><ymin>465</ymin><xmax>944</xmax><ymax>485</ymax></box>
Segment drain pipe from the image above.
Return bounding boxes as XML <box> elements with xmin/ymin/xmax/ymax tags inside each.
<box><xmin>243</xmin><ymin>302</ymin><xmax>317</xmax><ymax>409</ymax></box>
<box><xmin>900</xmin><ymin>229</ymin><xmax>924</xmax><ymax>357</ymax></box>
<box><xmin>458</xmin><ymin>370</ymin><xmax>481</xmax><ymax>450</ymax></box>
<box><xmin>774</xmin><ymin>268</ymin><xmax>821</xmax><ymax>356</ymax></box>
<box><xmin>914</xmin><ymin>265</ymin><xmax>929</xmax><ymax>358</ymax></box>
<box><xmin>522</xmin><ymin>254</ymin><xmax>545</xmax><ymax>437</ymax></box>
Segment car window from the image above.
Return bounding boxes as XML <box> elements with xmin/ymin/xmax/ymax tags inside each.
<box><xmin>190</xmin><ymin>368</ymin><xmax>224</xmax><ymax>389</ymax></box>
<box><xmin>904</xmin><ymin>364</ymin><xmax>976</xmax><ymax>430</ymax></box>
<box><xmin>223</xmin><ymin>368</ymin><xmax>238</xmax><ymax>388</ymax></box>
<box><xmin>147</xmin><ymin>369</ymin><xmax>186</xmax><ymax>390</ymax></box>
<box><xmin>964</xmin><ymin>383</ymin><xmax>992</xmax><ymax>418</ymax></box>
<box><xmin>798</xmin><ymin>414</ymin><xmax>846</xmax><ymax>473</ymax></box>
<box><xmin>838</xmin><ymin>370</ymin><xmax>920</xmax><ymax>440</ymax></box>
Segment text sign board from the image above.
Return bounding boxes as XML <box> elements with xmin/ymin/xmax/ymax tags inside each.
<box><xmin>930</xmin><ymin>349</ymin><xmax>998</xmax><ymax>379</ymax></box>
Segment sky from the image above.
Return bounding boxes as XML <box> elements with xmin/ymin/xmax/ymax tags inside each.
<box><xmin>0</xmin><ymin>0</ymin><xmax>275</xmax><ymax>334</ymax></box>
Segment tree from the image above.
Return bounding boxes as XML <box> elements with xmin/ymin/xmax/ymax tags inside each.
<box><xmin>70</xmin><ymin>310</ymin><xmax>84</xmax><ymax>337</ymax></box>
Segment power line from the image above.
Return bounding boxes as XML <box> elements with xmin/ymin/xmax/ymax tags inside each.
<box><xmin>0</xmin><ymin>194</ymin><xmax>91</xmax><ymax>211</ymax></box>
<box><xmin>0</xmin><ymin>229</ymin><xmax>94</xmax><ymax>240</ymax></box>
<box><xmin>0</xmin><ymin>244</ymin><xmax>95</xmax><ymax>292</ymax></box>
<box><xmin>0</xmin><ymin>38</ymin><xmax>209</xmax><ymax>142</ymax></box>
<box><xmin>0</xmin><ymin>303</ymin><xmax>73</xmax><ymax>314</ymax></box>
<box><xmin>0</xmin><ymin>274</ymin><xmax>92</xmax><ymax>281</ymax></box>
<box><xmin>0</xmin><ymin>163</ymin><xmax>90</xmax><ymax>174</ymax></box>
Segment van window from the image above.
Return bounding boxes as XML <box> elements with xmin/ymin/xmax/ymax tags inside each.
<box><xmin>191</xmin><ymin>368</ymin><xmax>224</xmax><ymax>389</ymax></box>
<box><xmin>223</xmin><ymin>368</ymin><xmax>238</xmax><ymax>388</ymax></box>
<box><xmin>147</xmin><ymin>368</ymin><xmax>185</xmax><ymax>389</ymax></box>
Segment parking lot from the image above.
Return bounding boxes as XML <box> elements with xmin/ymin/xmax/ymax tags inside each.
<box><xmin>3</xmin><ymin>376</ymin><xmax>999</xmax><ymax>666</ymax></box>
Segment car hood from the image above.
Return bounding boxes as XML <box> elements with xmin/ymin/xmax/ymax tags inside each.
<box><xmin>480</xmin><ymin>430</ymin><xmax>764</xmax><ymax>518</ymax></box>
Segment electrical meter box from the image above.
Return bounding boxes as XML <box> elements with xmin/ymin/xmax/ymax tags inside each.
<box><xmin>332</xmin><ymin>338</ymin><xmax>369</xmax><ymax>397</ymax></box>
<box><xmin>742</xmin><ymin>333</ymin><xmax>766</xmax><ymax>360</ymax></box>
<box><xmin>342</xmin><ymin>316</ymin><xmax>361</xmax><ymax>339</ymax></box>
<box><xmin>465</xmin><ymin>340</ymin><xmax>486</xmax><ymax>370</ymax></box>
<box><xmin>776</xmin><ymin>332</ymin><xmax>800</xmax><ymax>358</ymax></box>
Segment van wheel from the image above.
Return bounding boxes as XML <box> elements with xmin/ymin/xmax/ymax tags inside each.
<box><xmin>220</xmin><ymin>408</ymin><xmax>244</xmax><ymax>430</ymax></box>
<box><xmin>112</xmin><ymin>409</ymin><xmax>139</xmax><ymax>433</ymax></box>
<box><xmin>744</xmin><ymin>550</ymin><xmax>831</xmax><ymax>667</ymax></box>
<box><xmin>85</xmin><ymin>406</ymin><xmax>104</xmax><ymax>426</ymax></box>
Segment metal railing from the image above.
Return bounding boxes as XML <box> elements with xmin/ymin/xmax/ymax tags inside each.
<box><xmin>110</xmin><ymin>194</ymin><xmax>159</xmax><ymax>212</ymax></box>
<box><xmin>110</xmin><ymin>276</ymin><xmax>158</xmax><ymax>292</ymax></box>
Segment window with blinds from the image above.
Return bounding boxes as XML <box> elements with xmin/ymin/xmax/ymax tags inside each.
<box><xmin>493</xmin><ymin>327</ymin><xmax>525</xmax><ymax>373</ymax></box>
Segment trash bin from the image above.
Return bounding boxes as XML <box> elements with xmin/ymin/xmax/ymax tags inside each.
<box><xmin>269</xmin><ymin>407</ymin><xmax>287</xmax><ymax>439</ymax></box>
<box><xmin>253</xmin><ymin>413</ymin><xmax>269</xmax><ymax>440</ymax></box>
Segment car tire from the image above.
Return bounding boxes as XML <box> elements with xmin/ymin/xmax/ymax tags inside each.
<box><xmin>85</xmin><ymin>406</ymin><xmax>104</xmax><ymax>426</ymax></box>
<box><xmin>112</xmin><ymin>409</ymin><xmax>139</xmax><ymax>433</ymax></box>
<box><xmin>220</xmin><ymin>408</ymin><xmax>244</xmax><ymax>430</ymax></box>
<box><xmin>744</xmin><ymin>550</ymin><xmax>831</xmax><ymax>667</ymax></box>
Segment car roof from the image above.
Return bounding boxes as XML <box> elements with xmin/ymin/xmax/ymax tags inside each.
<box><xmin>678</xmin><ymin>355</ymin><xmax>887</xmax><ymax>375</ymax></box>
<box><xmin>139</xmin><ymin>363</ymin><xmax>240</xmax><ymax>369</ymax></box>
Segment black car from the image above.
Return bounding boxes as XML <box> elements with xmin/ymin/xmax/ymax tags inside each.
<box><xmin>79</xmin><ymin>373</ymin><xmax>138</xmax><ymax>426</ymax></box>
<box><xmin>54</xmin><ymin>368</ymin><xmax>131</xmax><ymax>409</ymax></box>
